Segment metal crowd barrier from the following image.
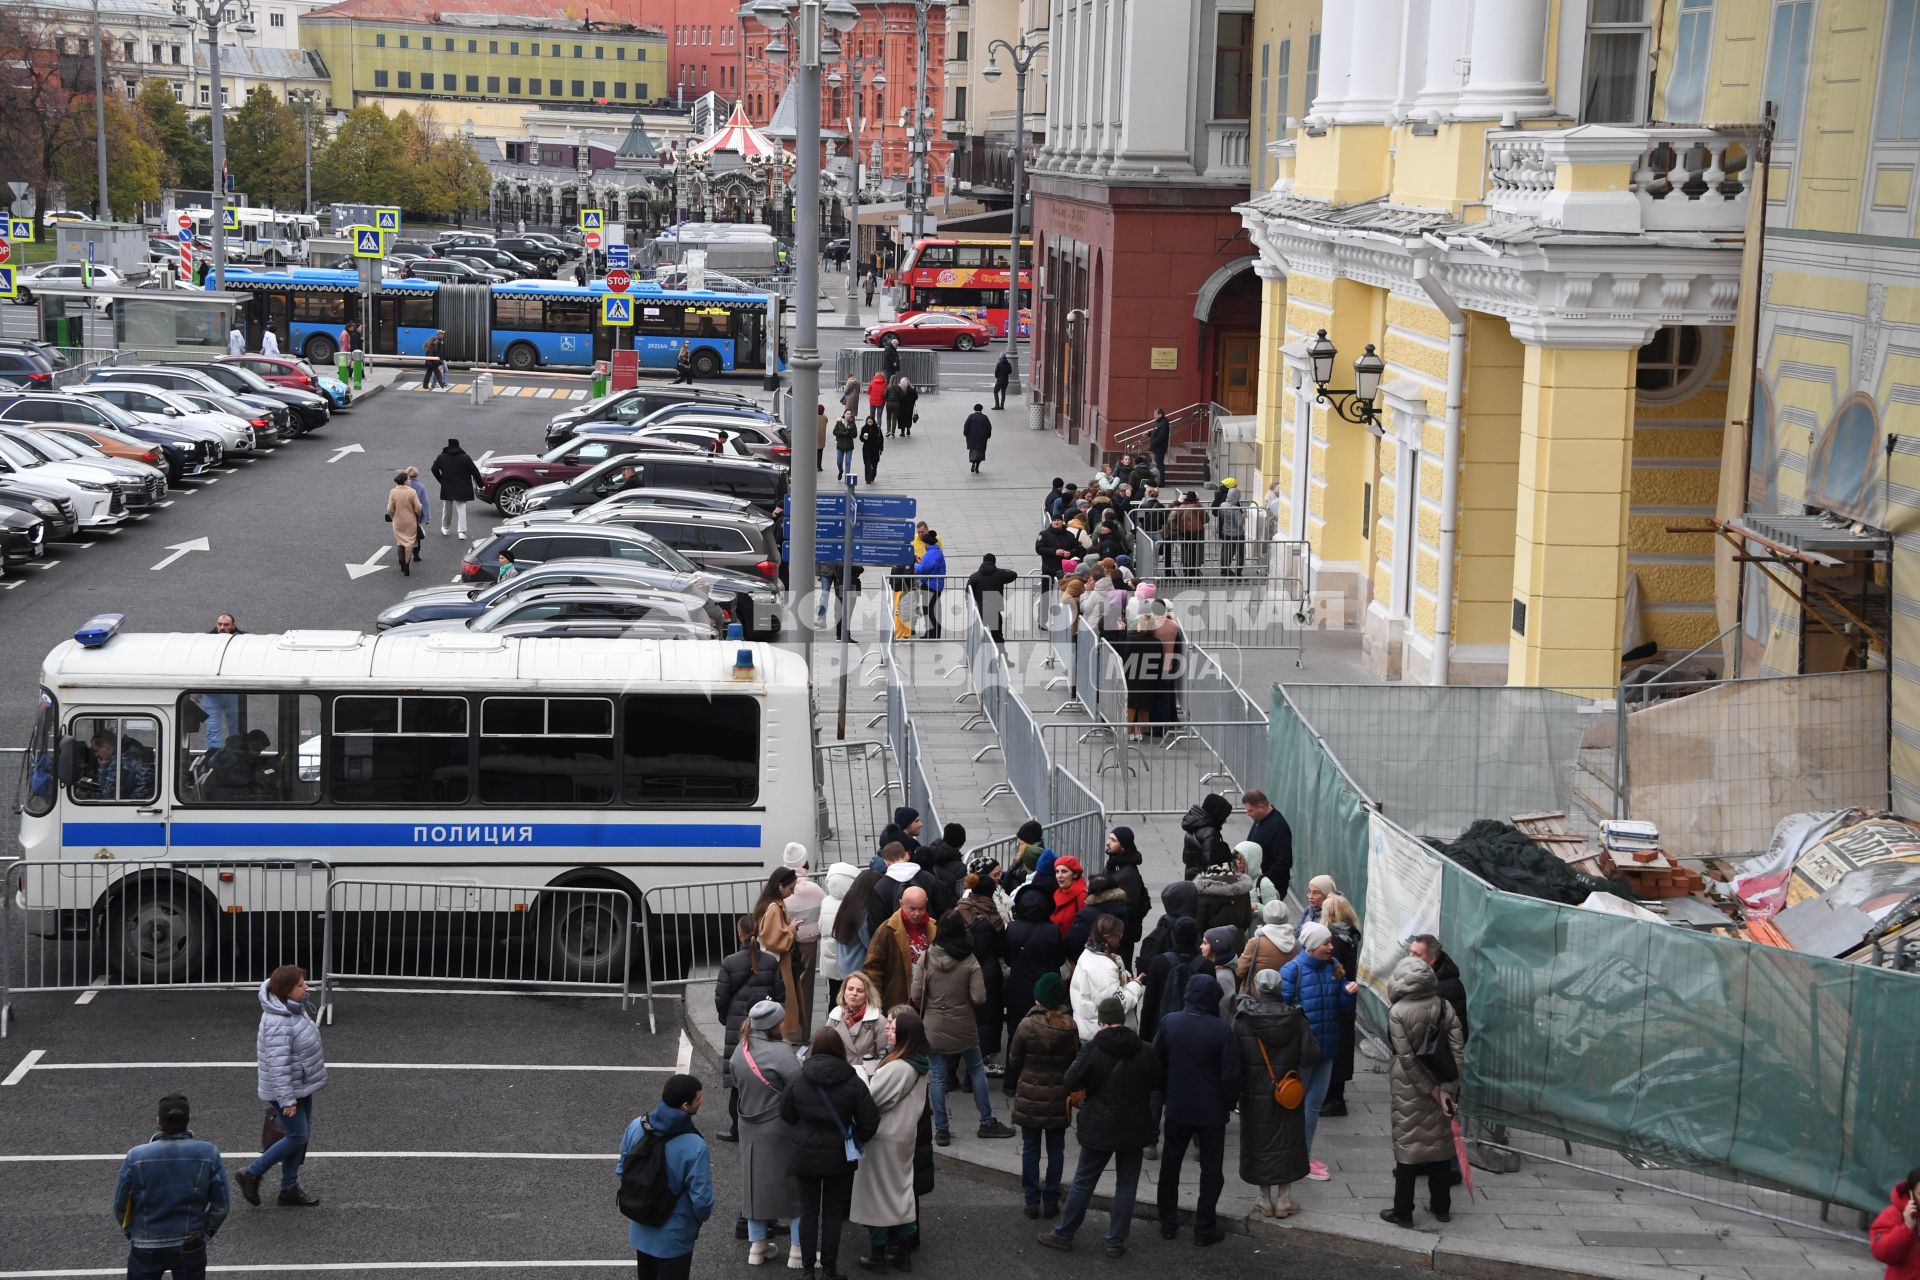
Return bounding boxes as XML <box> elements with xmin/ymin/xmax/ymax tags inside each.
<box><xmin>1040</xmin><ymin>720</ymin><xmax>1246</xmax><ymax>816</ymax></box>
<box><xmin>878</xmin><ymin>615</ymin><xmax>944</xmax><ymax>840</ymax></box>
<box><xmin>1180</xmin><ymin>636</ymin><xmax>1271</xmax><ymax>792</ymax></box>
<box><xmin>815</xmin><ymin>739</ymin><xmax>899</xmax><ymax>868</ymax></box>
<box><xmin>316</xmin><ymin>878</ymin><xmax>633</xmax><ymax>1023</ymax></box>
<box><xmin>636</xmin><ymin>876</ymin><xmax>778</xmax><ymax>1034</ymax></box>
<box><xmin>2</xmin><ymin>857</ymin><xmax>332</xmax><ymax>1038</ymax></box>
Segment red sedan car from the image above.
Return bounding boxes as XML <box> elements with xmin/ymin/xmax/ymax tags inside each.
<box><xmin>217</xmin><ymin>354</ymin><xmax>324</xmax><ymax>393</ymax></box>
<box><xmin>479</xmin><ymin>434</ymin><xmax>703</xmax><ymax>515</ymax></box>
<box><xmin>862</xmin><ymin>312</ymin><xmax>994</xmax><ymax>352</ymax></box>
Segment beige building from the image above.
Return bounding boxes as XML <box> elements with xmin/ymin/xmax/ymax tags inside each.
<box><xmin>943</xmin><ymin>0</ymin><xmax>1049</xmax><ymax>199</ymax></box>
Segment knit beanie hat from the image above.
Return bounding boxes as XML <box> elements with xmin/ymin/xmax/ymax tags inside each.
<box><xmin>1254</xmin><ymin>968</ymin><xmax>1286</xmax><ymax>997</ymax></box>
<box><xmin>1017</xmin><ymin>820</ymin><xmax>1044</xmax><ymax>845</ymax></box>
<box><xmin>782</xmin><ymin>842</ymin><xmax>809</xmax><ymax>870</ymax></box>
<box><xmin>1034</xmin><ymin>972</ymin><xmax>1067</xmax><ymax>1010</ymax></box>
<box><xmin>1203</xmin><ymin>925</ymin><xmax>1242</xmax><ymax>960</ymax></box>
<box><xmin>1096</xmin><ymin>995</ymin><xmax>1126</xmax><ymax>1026</ymax></box>
<box><xmin>966</xmin><ymin>849</ymin><xmax>1000</xmax><ymax>878</ymax></box>
<box><xmin>894</xmin><ymin>806</ymin><xmax>920</xmax><ymax>829</ymax></box>
<box><xmin>747</xmin><ymin>999</ymin><xmax>784</xmax><ymax>1032</ymax></box>
<box><xmin>1297</xmin><ymin>922</ymin><xmax>1333</xmax><ymax>954</ymax></box>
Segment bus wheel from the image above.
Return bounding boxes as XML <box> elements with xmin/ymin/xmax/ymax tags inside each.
<box><xmin>541</xmin><ymin>879</ymin><xmax>632</xmax><ymax>983</ymax></box>
<box><xmin>692</xmin><ymin>350</ymin><xmax>721</xmax><ymax>378</ymax></box>
<box><xmin>954</xmin><ymin>335</ymin><xmax>976</xmax><ymax>352</ymax></box>
<box><xmin>100</xmin><ymin>874</ymin><xmax>213</xmax><ymax>984</ymax></box>
<box><xmin>505</xmin><ymin>344</ymin><xmax>538</xmax><ymax>372</ymax></box>
<box><xmin>305</xmin><ymin>334</ymin><xmax>337</xmax><ymax>365</ymax></box>
<box><xmin>493</xmin><ymin>481</ymin><xmax>529</xmax><ymax>515</ymax></box>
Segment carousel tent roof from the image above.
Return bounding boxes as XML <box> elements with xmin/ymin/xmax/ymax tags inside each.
<box><xmin>687</xmin><ymin>100</ymin><xmax>782</xmax><ymax>159</ymax></box>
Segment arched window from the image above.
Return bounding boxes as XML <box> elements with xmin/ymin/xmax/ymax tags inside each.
<box><xmin>1636</xmin><ymin>325</ymin><xmax>1722</xmax><ymax>405</ymax></box>
<box><xmin>1806</xmin><ymin>395</ymin><xmax>1882</xmax><ymax>522</ymax></box>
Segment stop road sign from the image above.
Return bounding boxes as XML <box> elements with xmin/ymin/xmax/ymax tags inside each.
<box><xmin>606</xmin><ymin>268</ymin><xmax>630</xmax><ymax>292</ymax></box>
<box><xmin>585</xmin><ymin>231</ymin><xmax>603</xmax><ymax>251</ymax></box>
<box><xmin>0</xmin><ymin>241</ymin><xmax>11</xmax><ymax>266</ymax></box>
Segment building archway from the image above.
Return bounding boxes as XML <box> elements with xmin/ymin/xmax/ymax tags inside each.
<box><xmin>1199</xmin><ymin>259</ymin><xmax>1261</xmax><ymax>416</ymax></box>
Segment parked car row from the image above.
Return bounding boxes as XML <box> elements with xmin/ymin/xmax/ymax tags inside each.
<box><xmin>0</xmin><ymin>354</ymin><xmax>346</xmax><ymax>573</ymax></box>
<box><xmin>388</xmin><ymin>230</ymin><xmax>582</xmax><ymax>283</ymax></box>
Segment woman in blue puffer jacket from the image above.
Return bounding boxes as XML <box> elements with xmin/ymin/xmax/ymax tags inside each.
<box><xmin>236</xmin><ymin>964</ymin><xmax>328</xmax><ymax>1209</ymax></box>
<box><xmin>1279</xmin><ymin>921</ymin><xmax>1357</xmax><ymax>1183</ymax></box>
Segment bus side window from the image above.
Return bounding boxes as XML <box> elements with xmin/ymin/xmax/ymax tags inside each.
<box><xmin>178</xmin><ymin>693</ymin><xmax>322</xmax><ymax>804</ymax></box>
<box><xmin>69</xmin><ymin>714</ymin><xmax>160</xmax><ymax>805</ymax></box>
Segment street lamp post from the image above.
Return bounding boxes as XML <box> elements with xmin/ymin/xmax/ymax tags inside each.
<box><xmin>170</xmin><ymin>0</ymin><xmax>253</xmax><ymax>290</ymax></box>
<box><xmin>982</xmin><ymin>29</ymin><xmax>1046</xmax><ymax>401</ymax></box>
<box><xmin>907</xmin><ymin>0</ymin><xmax>942</xmax><ymax>245</ymax></box>
<box><xmin>90</xmin><ymin>0</ymin><xmax>109</xmax><ymax>220</ymax></box>
<box><xmin>296</xmin><ymin>89</ymin><xmax>316</xmax><ymax>215</ymax></box>
<box><xmin>829</xmin><ymin>49</ymin><xmax>884</xmax><ymax>327</ymax></box>
<box><xmin>753</xmin><ymin>0</ymin><xmax>860</xmax><ymax>672</ymax></box>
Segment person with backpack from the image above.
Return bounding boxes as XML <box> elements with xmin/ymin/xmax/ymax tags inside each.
<box><xmin>618</xmin><ymin>1073</ymin><xmax>714</xmax><ymax>1279</ymax></box>
<box><xmin>1382</xmin><ymin>955</ymin><xmax>1465</xmax><ymax>1228</ymax></box>
<box><xmin>780</xmin><ymin>1029</ymin><xmax>881</xmax><ymax>1280</ymax></box>
<box><xmin>731</xmin><ymin>1001</ymin><xmax>802</xmax><ymax>1265</ymax></box>
<box><xmin>1233</xmin><ymin>969</ymin><xmax>1319</xmax><ymax>1220</ymax></box>
<box><xmin>1282</xmin><ymin>922</ymin><xmax>1358</xmax><ymax>1183</ymax></box>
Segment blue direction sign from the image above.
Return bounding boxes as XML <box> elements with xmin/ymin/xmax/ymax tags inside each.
<box><xmin>855</xmin><ymin>494</ymin><xmax>917</xmax><ymax>520</ymax></box>
<box><xmin>853</xmin><ymin>541</ymin><xmax>917</xmax><ymax>565</ymax></box>
<box><xmin>606</xmin><ymin>243</ymin><xmax>631</xmax><ymax>269</ymax></box>
<box><xmin>177</xmin><ymin>227</ymin><xmax>193</xmax><ymax>243</ymax></box>
<box><xmin>785</xmin><ymin>492</ymin><xmax>919</xmax><ymax>566</ymax></box>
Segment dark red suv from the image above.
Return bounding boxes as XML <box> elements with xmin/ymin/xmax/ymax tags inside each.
<box><xmin>478</xmin><ymin>434</ymin><xmax>701</xmax><ymax>516</ymax></box>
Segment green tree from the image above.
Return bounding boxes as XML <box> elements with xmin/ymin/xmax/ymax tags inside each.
<box><xmin>313</xmin><ymin>104</ymin><xmax>403</xmax><ymax>206</ymax></box>
<box><xmin>225</xmin><ymin>86</ymin><xmax>305</xmax><ymax>208</ymax></box>
<box><xmin>136</xmin><ymin>79</ymin><xmax>211</xmax><ymax>191</ymax></box>
<box><xmin>54</xmin><ymin>95</ymin><xmax>160</xmax><ymax>220</ymax></box>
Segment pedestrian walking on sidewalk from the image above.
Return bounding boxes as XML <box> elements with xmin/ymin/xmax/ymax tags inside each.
<box><xmin>1870</xmin><ymin>1167</ymin><xmax>1920</xmax><ymax>1280</ymax></box>
<box><xmin>841</xmin><ymin>373</ymin><xmax>863</xmax><ymax>421</ymax></box>
<box><xmin>1008</xmin><ymin>972</ymin><xmax>1078</xmax><ymax>1221</ymax></box>
<box><xmin>1153</xmin><ymin>974</ymin><xmax>1241</xmax><ymax>1246</ymax></box>
<box><xmin>617</xmin><ymin>1073</ymin><xmax>714</xmax><ymax>1280</ymax></box>
<box><xmin>115</xmin><ymin>1093</ymin><xmax>230</xmax><ymax>1278</ymax></box>
<box><xmin>851</xmin><ymin>1009</ymin><xmax>933</xmax><ymax>1272</ymax></box>
<box><xmin>431</xmin><ymin>437</ymin><xmax>483</xmax><ymax>540</ymax></box>
<box><xmin>993</xmin><ymin>353</ymin><xmax>1012</xmax><ymax>410</ymax></box>
<box><xmin>385</xmin><ymin>472</ymin><xmax>421</xmax><ymax>577</ymax></box>
<box><xmin>1036</xmin><ymin>996</ymin><xmax>1160</xmax><ymax>1257</ymax></box>
<box><xmin>859</xmin><ymin>416</ymin><xmax>884</xmax><ymax>484</ymax></box>
<box><xmin>780</xmin><ymin>1029</ymin><xmax>880</xmax><ymax>1280</ymax></box>
<box><xmin>1283</xmin><ymin>922</ymin><xmax>1358</xmax><ymax>1183</ymax></box>
<box><xmin>914</xmin><ymin>910</ymin><xmax>1016</xmax><ymax>1144</ymax></box>
<box><xmin>730</xmin><ymin>1001</ymin><xmax>802</xmax><ymax>1265</ymax></box>
<box><xmin>1382</xmin><ymin>956</ymin><xmax>1465</xmax><ymax>1229</ymax></box>
<box><xmin>715</xmin><ymin>914</ymin><xmax>786</xmax><ymax>1143</ymax></box>
<box><xmin>674</xmin><ymin>341</ymin><xmax>695</xmax><ymax>385</ymax></box>
<box><xmin>1234</xmin><ymin>969</ymin><xmax>1319</xmax><ymax>1219</ymax></box>
<box><xmin>962</xmin><ymin>404</ymin><xmax>992</xmax><ymax>473</ymax></box>
<box><xmin>833</xmin><ymin>411</ymin><xmax>858</xmax><ymax>480</ymax></box>
<box><xmin>235</xmin><ymin>965</ymin><xmax>326</xmax><ymax>1209</ymax></box>
<box><xmin>816</xmin><ymin>403</ymin><xmax>829</xmax><ymax>472</ymax></box>
<box><xmin>404</xmin><ymin>468</ymin><xmax>430</xmax><ymax>563</ymax></box>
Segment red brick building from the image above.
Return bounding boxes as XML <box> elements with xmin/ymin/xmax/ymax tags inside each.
<box><xmin>630</xmin><ymin>0</ymin><xmax>744</xmax><ymax>105</ymax></box>
<box><xmin>740</xmin><ymin>2</ymin><xmax>951</xmax><ymax>184</ymax></box>
<box><xmin>1030</xmin><ymin>2</ymin><xmax>1259</xmax><ymax>456</ymax></box>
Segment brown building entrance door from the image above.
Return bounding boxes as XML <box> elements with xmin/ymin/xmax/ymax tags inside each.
<box><xmin>1215</xmin><ymin>332</ymin><xmax>1257</xmax><ymax>415</ymax></box>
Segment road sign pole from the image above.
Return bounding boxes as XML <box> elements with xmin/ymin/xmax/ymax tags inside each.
<box><xmin>835</xmin><ymin>473</ymin><xmax>858</xmax><ymax>741</ymax></box>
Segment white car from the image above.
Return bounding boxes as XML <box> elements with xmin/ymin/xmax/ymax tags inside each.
<box><xmin>74</xmin><ymin>383</ymin><xmax>255</xmax><ymax>453</ymax></box>
<box><xmin>0</xmin><ymin>426</ymin><xmax>165</xmax><ymax>510</ymax></box>
<box><xmin>0</xmin><ymin>433</ymin><xmax>124</xmax><ymax>527</ymax></box>
<box><xmin>12</xmin><ymin>262</ymin><xmax>127</xmax><ymax>305</ymax></box>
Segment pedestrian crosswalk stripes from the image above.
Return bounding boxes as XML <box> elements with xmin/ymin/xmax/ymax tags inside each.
<box><xmin>399</xmin><ymin>384</ymin><xmax>589</xmax><ymax>400</ymax></box>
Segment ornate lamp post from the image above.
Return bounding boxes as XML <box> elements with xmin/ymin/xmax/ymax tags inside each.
<box><xmin>829</xmin><ymin>47</ymin><xmax>885</xmax><ymax>326</ymax></box>
<box><xmin>981</xmin><ymin>29</ymin><xmax>1046</xmax><ymax>399</ymax></box>
<box><xmin>170</xmin><ymin>0</ymin><xmax>254</xmax><ymax>289</ymax></box>
<box><xmin>1305</xmin><ymin>329</ymin><xmax>1388</xmax><ymax>431</ymax></box>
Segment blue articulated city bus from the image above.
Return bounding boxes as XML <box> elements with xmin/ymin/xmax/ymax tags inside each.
<box><xmin>213</xmin><ymin>269</ymin><xmax>783</xmax><ymax>380</ymax></box>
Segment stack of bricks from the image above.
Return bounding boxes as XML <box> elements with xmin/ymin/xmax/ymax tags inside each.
<box><xmin>1600</xmin><ymin>849</ymin><xmax>1708</xmax><ymax>899</ymax></box>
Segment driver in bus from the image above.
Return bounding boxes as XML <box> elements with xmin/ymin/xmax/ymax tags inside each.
<box><xmin>84</xmin><ymin>733</ymin><xmax>155</xmax><ymax>802</ymax></box>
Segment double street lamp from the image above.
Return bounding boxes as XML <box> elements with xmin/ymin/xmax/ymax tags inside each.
<box><xmin>750</xmin><ymin>0</ymin><xmax>861</xmax><ymax>664</ymax></box>
<box><xmin>170</xmin><ymin>0</ymin><xmax>254</xmax><ymax>291</ymax></box>
<box><xmin>1306</xmin><ymin>329</ymin><xmax>1387</xmax><ymax>431</ymax></box>
<box><xmin>982</xmin><ymin>29</ymin><xmax>1046</xmax><ymax>399</ymax></box>
<box><xmin>828</xmin><ymin>47</ymin><xmax>885</xmax><ymax>326</ymax></box>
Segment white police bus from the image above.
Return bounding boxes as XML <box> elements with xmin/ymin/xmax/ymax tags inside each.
<box><xmin>15</xmin><ymin>618</ymin><xmax>810</xmax><ymax>983</ymax></box>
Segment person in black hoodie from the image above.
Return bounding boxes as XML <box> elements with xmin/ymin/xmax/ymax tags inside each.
<box><xmin>873</xmin><ymin>808</ymin><xmax>923</xmax><ymax>870</ymax></box>
<box><xmin>780</xmin><ymin>1029</ymin><xmax>882</xmax><ymax>1279</ymax></box>
<box><xmin>1179</xmin><ymin>794</ymin><xmax>1234</xmax><ymax>880</ymax></box>
<box><xmin>1136</xmin><ymin>881</ymin><xmax>1200</xmax><ymax>972</ymax></box>
<box><xmin>1002</xmin><ymin>884</ymin><xmax>1069</xmax><ymax>1071</ymax></box>
<box><xmin>1036</xmin><ymin>995</ymin><xmax>1162</xmax><ymax>1257</ymax></box>
<box><xmin>1153</xmin><ymin>974</ymin><xmax>1242</xmax><ymax>1246</ymax></box>
<box><xmin>912</xmin><ymin>824</ymin><xmax>968</xmax><ymax>913</ymax></box>
<box><xmin>1098</xmin><ymin>827</ymin><xmax>1150</xmax><ymax>967</ymax></box>
<box><xmin>713</xmin><ymin>913</ymin><xmax>785</xmax><ymax>1143</ymax></box>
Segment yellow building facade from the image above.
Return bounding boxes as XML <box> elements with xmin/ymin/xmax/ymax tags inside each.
<box><xmin>1238</xmin><ymin>0</ymin><xmax>1839</xmax><ymax>701</ymax></box>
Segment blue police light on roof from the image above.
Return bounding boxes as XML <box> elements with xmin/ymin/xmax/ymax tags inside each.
<box><xmin>74</xmin><ymin>613</ymin><xmax>125</xmax><ymax>648</ymax></box>
<box><xmin>727</xmin><ymin>622</ymin><xmax>745</xmax><ymax>640</ymax></box>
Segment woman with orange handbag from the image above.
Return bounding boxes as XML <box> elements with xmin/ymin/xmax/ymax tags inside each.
<box><xmin>1231</xmin><ymin>968</ymin><xmax>1320</xmax><ymax>1219</ymax></box>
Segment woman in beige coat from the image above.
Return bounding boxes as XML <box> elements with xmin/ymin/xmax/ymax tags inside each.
<box><xmin>385</xmin><ymin>472</ymin><xmax>422</xmax><ymax>576</ymax></box>
<box><xmin>1382</xmin><ymin>955</ymin><xmax>1466</xmax><ymax>1229</ymax></box>
<box><xmin>851</xmin><ymin>1008</ymin><xmax>932</xmax><ymax>1269</ymax></box>
<box><xmin>754</xmin><ymin>868</ymin><xmax>802</xmax><ymax>1043</ymax></box>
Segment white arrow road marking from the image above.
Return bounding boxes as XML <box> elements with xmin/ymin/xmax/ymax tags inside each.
<box><xmin>148</xmin><ymin>537</ymin><xmax>209</xmax><ymax>572</ymax></box>
<box><xmin>328</xmin><ymin>442</ymin><xmax>366</xmax><ymax>464</ymax></box>
<box><xmin>346</xmin><ymin>545</ymin><xmax>391</xmax><ymax>580</ymax></box>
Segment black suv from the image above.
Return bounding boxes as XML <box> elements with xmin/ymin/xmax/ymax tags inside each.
<box><xmin>494</xmin><ymin>237</ymin><xmax>565</xmax><ymax>274</ymax></box>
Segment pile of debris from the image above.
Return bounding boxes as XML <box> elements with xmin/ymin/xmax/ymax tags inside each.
<box><xmin>1427</xmin><ymin>819</ymin><xmax>1631</xmax><ymax>906</ymax></box>
<box><xmin>1596</xmin><ymin>820</ymin><xmax>1708</xmax><ymax>899</ymax></box>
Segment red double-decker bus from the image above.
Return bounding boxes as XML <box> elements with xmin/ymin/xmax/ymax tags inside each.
<box><xmin>895</xmin><ymin>237</ymin><xmax>1035</xmax><ymax>339</ymax></box>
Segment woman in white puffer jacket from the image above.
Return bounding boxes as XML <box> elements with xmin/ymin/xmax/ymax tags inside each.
<box><xmin>235</xmin><ymin>964</ymin><xmax>327</xmax><ymax>1209</ymax></box>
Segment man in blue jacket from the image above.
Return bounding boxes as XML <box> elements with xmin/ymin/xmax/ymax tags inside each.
<box><xmin>913</xmin><ymin>530</ymin><xmax>947</xmax><ymax>638</ymax></box>
<box><xmin>114</xmin><ymin>1093</ymin><xmax>230</xmax><ymax>1280</ymax></box>
<box><xmin>618</xmin><ymin>1073</ymin><xmax>715</xmax><ymax>1280</ymax></box>
<box><xmin>1152</xmin><ymin>974</ymin><xmax>1242</xmax><ymax>1246</ymax></box>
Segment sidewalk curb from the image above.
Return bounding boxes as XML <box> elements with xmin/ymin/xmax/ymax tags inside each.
<box><xmin>680</xmin><ymin>1005</ymin><xmax>1731</xmax><ymax>1280</ymax></box>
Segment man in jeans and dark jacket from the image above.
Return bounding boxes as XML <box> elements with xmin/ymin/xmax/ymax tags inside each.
<box><xmin>114</xmin><ymin>1093</ymin><xmax>230</xmax><ymax>1279</ymax></box>
<box><xmin>1037</xmin><ymin>995</ymin><xmax>1162</xmax><ymax>1258</ymax></box>
<box><xmin>1153</xmin><ymin>974</ymin><xmax>1242</xmax><ymax>1246</ymax></box>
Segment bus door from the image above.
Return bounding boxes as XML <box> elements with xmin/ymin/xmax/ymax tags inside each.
<box><xmin>260</xmin><ymin>290</ymin><xmax>291</xmax><ymax>352</ymax></box>
<box><xmin>371</xmin><ymin>295</ymin><xmax>405</xmax><ymax>355</ymax></box>
<box><xmin>59</xmin><ymin>710</ymin><xmax>168</xmax><ymax>857</ymax></box>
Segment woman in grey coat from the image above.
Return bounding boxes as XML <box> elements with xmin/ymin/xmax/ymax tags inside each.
<box><xmin>730</xmin><ymin>999</ymin><xmax>802</xmax><ymax>1264</ymax></box>
<box><xmin>1382</xmin><ymin>955</ymin><xmax>1466</xmax><ymax>1228</ymax></box>
<box><xmin>235</xmin><ymin>964</ymin><xmax>326</xmax><ymax>1208</ymax></box>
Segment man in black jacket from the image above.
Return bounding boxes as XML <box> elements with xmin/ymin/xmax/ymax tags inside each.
<box><xmin>1037</xmin><ymin>996</ymin><xmax>1161</xmax><ymax>1257</ymax></box>
<box><xmin>1035</xmin><ymin>515</ymin><xmax>1079</xmax><ymax>585</ymax></box>
<box><xmin>430</xmin><ymin>438</ymin><xmax>485</xmax><ymax>540</ymax></box>
<box><xmin>1179</xmin><ymin>793</ymin><xmax>1234</xmax><ymax>880</ymax></box>
<box><xmin>1153</xmin><ymin>974</ymin><xmax>1242</xmax><ymax>1246</ymax></box>
<box><xmin>1241</xmin><ymin>789</ymin><xmax>1295</xmax><ymax>900</ymax></box>
<box><xmin>1147</xmin><ymin>408</ymin><xmax>1171</xmax><ymax>482</ymax></box>
<box><xmin>968</xmin><ymin>553</ymin><xmax>1019</xmax><ymax>643</ymax></box>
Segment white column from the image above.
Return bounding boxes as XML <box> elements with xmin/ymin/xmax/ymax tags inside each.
<box><xmin>1086</xmin><ymin>0</ymin><xmax>1108</xmax><ymax>169</ymax></box>
<box><xmin>1454</xmin><ymin>0</ymin><xmax>1552</xmax><ymax>120</ymax></box>
<box><xmin>1414</xmin><ymin>0</ymin><xmax>1472</xmax><ymax>117</ymax></box>
<box><xmin>1330</xmin><ymin>0</ymin><xmax>1403</xmax><ymax>124</ymax></box>
<box><xmin>1306</xmin><ymin>0</ymin><xmax>1352</xmax><ymax>121</ymax></box>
